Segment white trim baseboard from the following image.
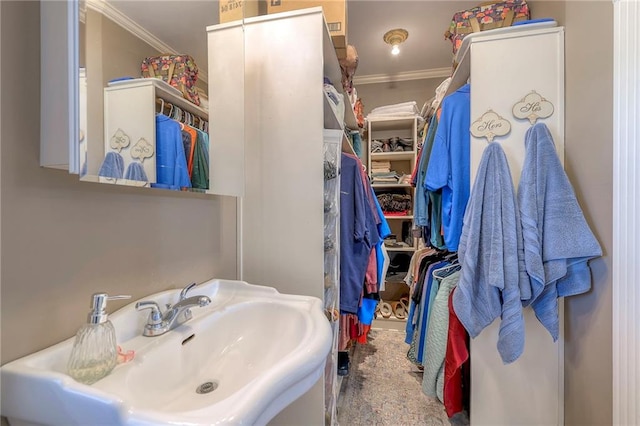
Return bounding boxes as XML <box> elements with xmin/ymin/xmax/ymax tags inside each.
<box><xmin>353</xmin><ymin>67</ymin><xmax>451</xmax><ymax>85</ymax></box>
<box><xmin>612</xmin><ymin>0</ymin><xmax>639</xmax><ymax>424</ymax></box>
<box><xmin>84</xmin><ymin>0</ymin><xmax>209</xmax><ymax>84</ymax></box>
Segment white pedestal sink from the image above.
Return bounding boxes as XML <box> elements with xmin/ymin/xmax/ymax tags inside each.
<box><xmin>1</xmin><ymin>279</ymin><xmax>332</xmax><ymax>425</ymax></box>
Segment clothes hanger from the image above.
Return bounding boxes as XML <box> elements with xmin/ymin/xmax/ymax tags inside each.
<box><xmin>443</xmin><ymin>251</ymin><xmax>458</xmax><ymax>262</ymax></box>
<box><xmin>157</xmin><ymin>98</ymin><xmax>165</xmax><ymax>115</ymax></box>
<box><xmin>431</xmin><ymin>261</ymin><xmax>460</xmax><ymax>276</ymax></box>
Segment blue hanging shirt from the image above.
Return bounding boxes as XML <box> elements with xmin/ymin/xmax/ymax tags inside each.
<box><xmin>373</xmin><ymin>195</ymin><xmax>391</xmax><ymax>286</ymax></box>
<box><xmin>425</xmin><ymin>84</ymin><xmax>471</xmax><ymax>251</ymax></box>
<box><xmin>154</xmin><ymin>114</ymin><xmax>191</xmax><ymax>190</ymax></box>
<box><xmin>340</xmin><ymin>154</ymin><xmax>373</xmax><ymax>314</ymax></box>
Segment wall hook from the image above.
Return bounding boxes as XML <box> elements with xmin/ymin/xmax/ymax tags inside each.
<box><xmin>512</xmin><ymin>90</ymin><xmax>554</xmax><ymax>125</ymax></box>
<box><xmin>470</xmin><ymin>109</ymin><xmax>511</xmax><ymax>143</ymax></box>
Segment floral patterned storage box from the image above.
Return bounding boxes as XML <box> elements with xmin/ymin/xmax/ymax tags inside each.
<box><xmin>141</xmin><ymin>54</ymin><xmax>201</xmax><ymax>106</ymax></box>
<box><xmin>445</xmin><ymin>0</ymin><xmax>530</xmax><ymax>57</ymax></box>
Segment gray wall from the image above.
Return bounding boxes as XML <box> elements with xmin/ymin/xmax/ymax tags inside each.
<box><xmin>0</xmin><ymin>1</ymin><xmax>237</xmax><ymax>365</ymax></box>
<box><xmin>355</xmin><ymin>78</ymin><xmax>445</xmax><ymax>116</ymax></box>
<box><xmin>562</xmin><ymin>2</ymin><xmax>613</xmax><ymax>425</ymax></box>
<box><xmin>530</xmin><ymin>2</ymin><xmax>613</xmax><ymax>424</ymax></box>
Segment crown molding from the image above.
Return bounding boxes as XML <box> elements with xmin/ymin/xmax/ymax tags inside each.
<box><xmin>79</xmin><ymin>2</ymin><xmax>86</xmax><ymax>23</ymax></box>
<box><xmin>84</xmin><ymin>0</ymin><xmax>209</xmax><ymax>83</ymax></box>
<box><xmin>353</xmin><ymin>67</ymin><xmax>451</xmax><ymax>85</ymax></box>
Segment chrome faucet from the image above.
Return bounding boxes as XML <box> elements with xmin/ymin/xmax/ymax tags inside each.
<box><xmin>136</xmin><ymin>283</ymin><xmax>211</xmax><ymax>337</ymax></box>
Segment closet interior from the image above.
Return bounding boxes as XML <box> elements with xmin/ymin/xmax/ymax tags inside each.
<box><xmin>228</xmin><ymin>2</ymin><xmax>598</xmax><ymax>425</ymax></box>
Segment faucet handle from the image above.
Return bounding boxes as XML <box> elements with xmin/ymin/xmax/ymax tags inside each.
<box><xmin>135</xmin><ymin>301</ymin><xmax>163</xmax><ymax>326</ymax></box>
<box><xmin>179</xmin><ymin>282</ymin><xmax>197</xmax><ymax>301</ymax></box>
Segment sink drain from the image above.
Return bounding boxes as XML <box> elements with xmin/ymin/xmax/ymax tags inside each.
<box><xmin>196</xmin><ymin>380</ymin><xmax>218</xmax><ymax>394</ymax></box>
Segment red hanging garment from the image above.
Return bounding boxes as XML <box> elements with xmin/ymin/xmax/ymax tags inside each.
<box><xmin>443</xmin><ymin>288</ymin><xmax>470</xmax><ymax>417</ymax></box>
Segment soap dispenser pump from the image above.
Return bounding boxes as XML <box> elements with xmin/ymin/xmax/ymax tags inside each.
<box><xmin>67</xmin><ymin>293</ymin><xmax>131</xmax><ymax>384</ymax></box>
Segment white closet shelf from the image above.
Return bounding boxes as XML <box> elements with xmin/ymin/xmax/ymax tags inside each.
<box><xmin>384</xmin><ymin>215</ymin><xmax>414</xmax><ymax>220</ymax></box>
<box><xmin>370</xmin><ymin>152</ymin><xmax>415</xmax><ymax>161</ymax></box>
<box><xmin>444</xmin><ymin>47</ymin><xmax>471</xmax><ymax>100</ymax></box>
<box><xmin>344</xmin><ymin>98</ymin><xmax>358</xmax><ymax>130</ymax></box>
<box><xmin>323</xmin><ymin>92</ymin><xmax>343</xmax><ymax>130</ymax></box>
<box><xmin>371</xmin><ymin>183</ymin><xmax>412</xmax><ymax>189</ymax></box>
<box><xmin>385</xmin><ymin>246</ymin><xmax>417</xmax><ymax>252</ymax></box>
<box><xmin>368</xmin><ymin>116</ymin><xmax>419</xmax><ymax>252</ymax></box>
<box><xmin>106</xmin><ymin>78</ymin><xmax>209</xmax><ymax>120</ymax></box>
<box><xmin>316</xmin><ymin>4</ymin><xmax>358</xmax><ymax>132</ymax></box>
<box><xmin>323</xmin><ymin>87</ymin><xmax>358</xmax><ymax>134</ymax></box>
<box><xmin>341</xmin><ymin>133</ymin><xmax>356</xmax><ymax>156</ymax></box>
<box><xmin>367</xmin><ymin>116</ymin><xmax>417</xmax><ymax>131</ymax></box>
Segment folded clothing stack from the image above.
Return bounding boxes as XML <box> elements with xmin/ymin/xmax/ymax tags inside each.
<box><xmin>368</xmin><ymin>101</ymin><xmax>420</xmax><ymax>118</ymax></box>
<box><xmin>371</xmin><ymin>172</ymin><xmax>400</xmax><ymax>184</ymax></box>
<box><xmin>370</xmin><ymin>137</ymin><xmax>414</xmax><ymax>153</ymax></box>
<box><xmin>371</xmin><ymin>161</ymin><xmax>391</xmax><ymax>173</ymax></box>
<box><xmin>367</xmin><ymin>101</ymin><xmax>426</xmax><ymax>128</ymax></box>
<box><xmin>377</xmin><ymin>192</ymin><xmax>412</xmax><ymax>215</ymax></box>
<box><xmin>370</xmin><ymin>161</ymin><xmax>413</xmax><ymax>185</ymax></box>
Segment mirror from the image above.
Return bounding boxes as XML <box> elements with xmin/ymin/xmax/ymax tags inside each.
<box><xmin>75</xmin><ymin>0</ymin><xmax>244</xmax><ymax>194</ymax></box>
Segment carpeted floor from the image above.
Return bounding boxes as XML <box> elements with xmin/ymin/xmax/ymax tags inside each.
<box><xmin>337</xmin><ymin>328</ymin><xmax>469</xmax><ymax>426</ymax></box>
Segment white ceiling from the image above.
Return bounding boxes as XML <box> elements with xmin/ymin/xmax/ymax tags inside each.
<box><xmin>106</xmin><ymin>0</ymin><xmax>218</xmax><ymax>75</ymax></box>
<box><xmin>105</xmin><ymin>0</ymin><xmax>477</xmax><ymax>80</ymax></box>
<box><xmin>347</xmin><ymin>1</ymin><xmax>477</xmax><ymax>76</ymax></box>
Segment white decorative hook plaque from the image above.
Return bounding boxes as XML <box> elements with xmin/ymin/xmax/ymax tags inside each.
<box><xmin>110</xmin><ymin>128</ymin><xmax>130</xmax><ymax>153</ymax></box>
<box><xmin>130</xmin><ymin>138</ymin><xmax>155</xmax><ymax>162</ymax></box>
<box><xmin>512</xmin><ymin>90</ymin><xmax>554</xmax><ymax>124</ymax></box>
<box><xmin>470</xmin><ymin>109</ymin><xmax>511</xmax><ymax>142</ymax></box>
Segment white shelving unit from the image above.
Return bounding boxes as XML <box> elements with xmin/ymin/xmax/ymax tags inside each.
<box><xmin>207</xmin><ymin>8</ymin><xmax>354</xmax><ymax>426</ymax></box>
<box><xmin>366</xmin><ymin>116</ymin><xmax>419</xmax><ymax>254</ymax></box>
<box><xmin>450</xmin><ymin>25</ymin><xmax>565</xmax><ymax>426</ymax></box>
<box><xmin>102</xmin><ymin>78</ymin><xmax>208</xmax><ymax>187</ymax></box>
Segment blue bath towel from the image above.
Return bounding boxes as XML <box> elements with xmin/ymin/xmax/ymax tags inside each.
<box><xmin>452</xmin><ymin>143</ymin><xmax>528</xmax><ymax>364</ymax></box>
<box><xmin>124</xmin><ymin>162</ymin><xmax>148</xmax><ymax>182</ymax></box>
<box><xmin>98</xmin><ymin>152</ymin><xmax>124</xmax><ymax>179</ymax></box>
<box><xmin>518</xmin><ymin>123</ymin><xmax>602</xmax><ymax>340</ymax></box>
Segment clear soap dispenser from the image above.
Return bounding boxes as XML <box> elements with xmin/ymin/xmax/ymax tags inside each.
<box><xmin>67</xmin><ymin>293</ymin><xmax>131</xmax><ymax>384</ymax></box>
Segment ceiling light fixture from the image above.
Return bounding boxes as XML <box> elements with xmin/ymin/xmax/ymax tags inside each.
<box><xmin>383</xmin><ymin>28</ymin><xmax>409</xmax><ymax>56</ymax></box>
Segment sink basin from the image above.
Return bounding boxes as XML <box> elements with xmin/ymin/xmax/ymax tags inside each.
<box><xmin>1</xmin><ymin>279</ymin><xmax>332</xmax><ymax>425</ymax></box>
